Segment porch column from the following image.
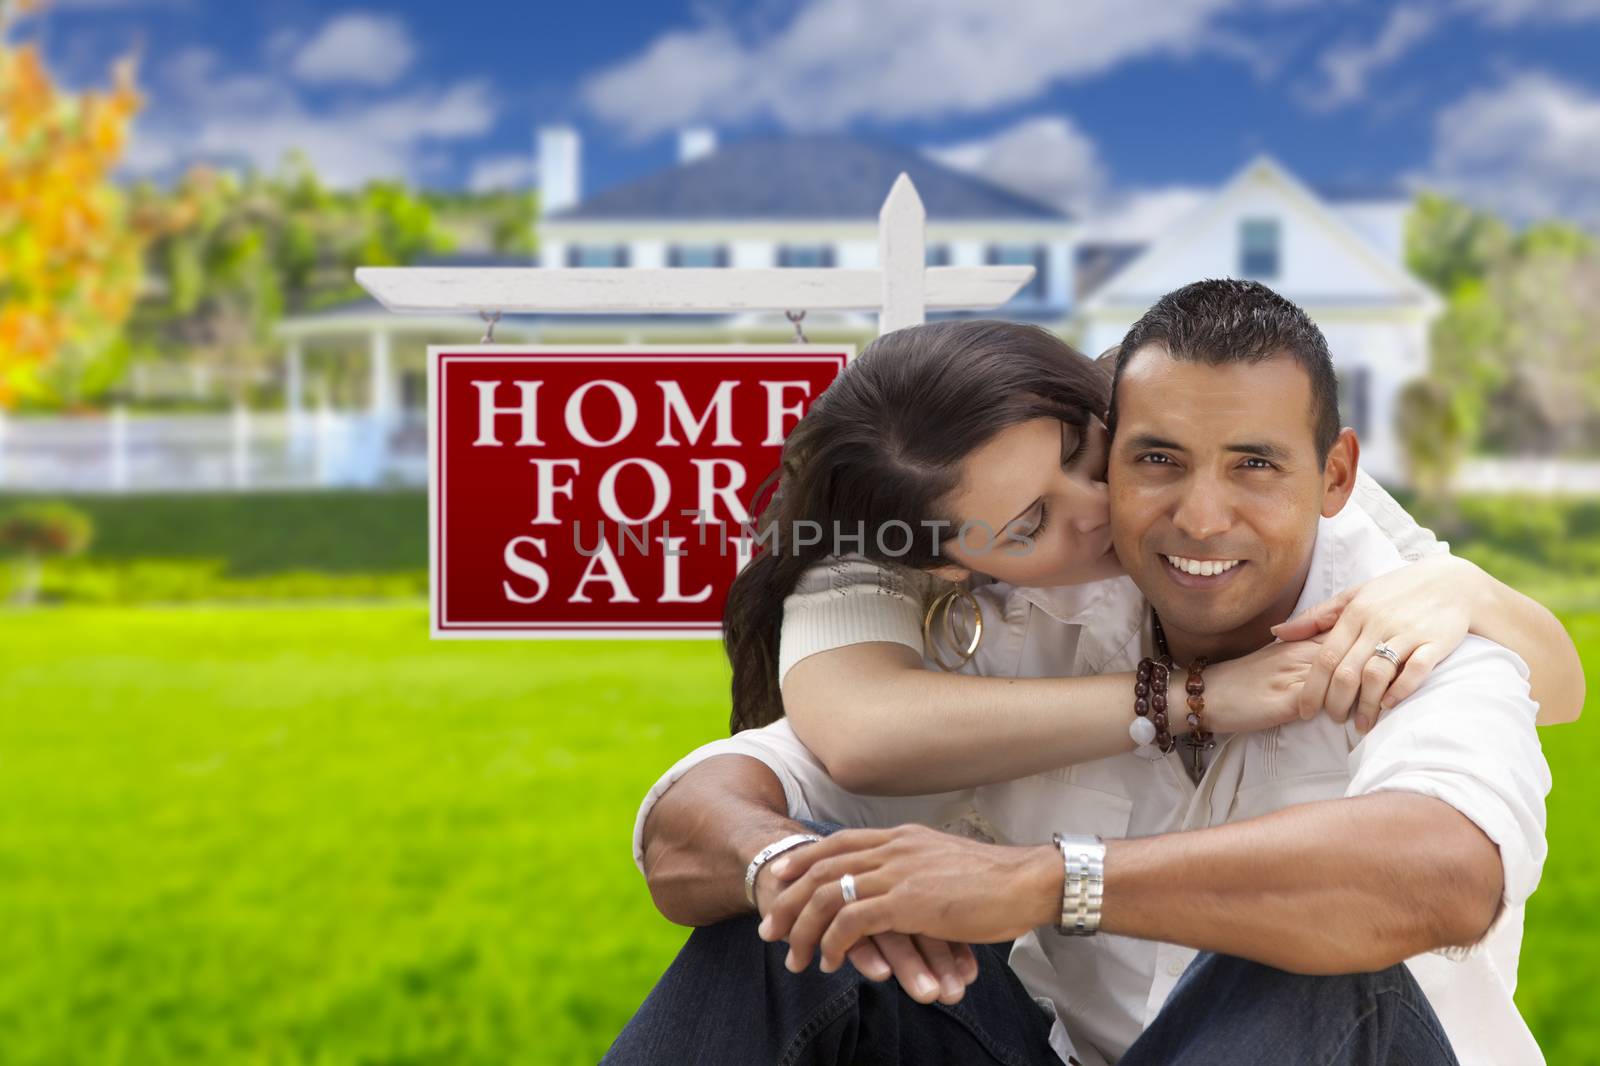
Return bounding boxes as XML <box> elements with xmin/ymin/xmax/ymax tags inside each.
<box><xmin>285</xmin><ymin>338</ymin><xmax>305</xmax><ymax>452</ymax></box>
<box><xmin>369</xmin><ymin>328</ymin><xmax>392</xmax><ymax>419</ymax></box>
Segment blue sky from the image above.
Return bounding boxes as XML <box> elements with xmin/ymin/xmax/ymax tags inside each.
<box><xmin>23</xmin><ymin>0</ymin><xmax>1600</xmax><ymax>227</ymax></box>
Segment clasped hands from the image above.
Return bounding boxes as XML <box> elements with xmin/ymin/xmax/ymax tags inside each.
<box><xmin>753</xmin><ymin>824</ymin><xmax>1057</xmax><ymax>1006</ymax></box>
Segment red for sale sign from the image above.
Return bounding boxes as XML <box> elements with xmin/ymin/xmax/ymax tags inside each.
<box><xmin>430</xmin><ymin>345</ymin><xmax>850</xmax><ymax>638</ymax></box>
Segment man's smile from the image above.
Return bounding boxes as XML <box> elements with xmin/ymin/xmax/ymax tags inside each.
<box><xmin>1160</xmin><ymin>553</ymin><xmax>1248</xmax><ymax>589</ymax></box>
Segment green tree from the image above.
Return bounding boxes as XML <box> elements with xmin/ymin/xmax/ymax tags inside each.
<box><xmin>132</xmin><ymin>168</ymin><xmax>284</xmax><ymax>400</ymax></box>
<box><xmin>1409</xmin><ymin>192</ymin><xmax>1600</xmax><ymax>458</ymax></box>
<box><xmin>127</xmin><ymin>160</ymin><xmax>458</xmax><ymax>402</ymax></box>
<box><xmin>351</xmin><ymin>181</ymin><xmax>454</xmax><ymax>268</ymax></box>
<box><xmin>1486</xmin><ymin>239</ymin><xmax>1600</xmax><ymax>454</ymax></box>
<box><xmin>0</xmin><ymin>0</ymin><xmax>145</xmax><ymax>407</ymax></box>
<box><xmin>1407</xmin><ymin>192</ymin><xmax>1513</xmax><ymax>298</ymax></box>
<box><xmin>1396</xmin><ymin>378</ymin><xmax>1468</xmax><ymax>511</ymax></box>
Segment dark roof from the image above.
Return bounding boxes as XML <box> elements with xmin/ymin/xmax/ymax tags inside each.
<box><xmin>412</xmin><ymin>252</ymin><xmax>537</xmax><ymax>267</ymax></box>
<box><xmin>1074</xmin><ymin>242</ymin><xmax>1146</xmax><ymax>301</ymax></box>
<box><xmin>551</xmin><ymin>135</ymin><xmax>1070</xmax><ymax>223</ymax></box>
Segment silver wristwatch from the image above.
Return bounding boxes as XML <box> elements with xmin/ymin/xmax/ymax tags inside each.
<box><xmin>744</xmin><ymin>833</ymin><xmax>822</xmax><ymax>906</ymax></box>
<box><xmin>1052</xmin><ymin>833</ymin><xmax>1106</xmax><ymax>936</ymax></box>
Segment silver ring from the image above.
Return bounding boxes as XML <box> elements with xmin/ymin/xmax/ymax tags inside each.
<box><xmin>839</xmin><ymin>873</ymin><xmax>858</xmax><ymax>904</ymax></box>
<box><xmin>1372</xmin><ymin>642</ymin><xmax>1400</xmax><ymax>667</ymax></box>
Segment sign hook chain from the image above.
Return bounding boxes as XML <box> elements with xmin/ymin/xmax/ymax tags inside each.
<box><xmin>785</xmin><ymin>309</ymin><xmax>808</xmax><ymax>344</ymax></box>
<box><xmin>479</xmin><ymin>310</ymin><xmax>502</xmax><ymax>343</ymax></box>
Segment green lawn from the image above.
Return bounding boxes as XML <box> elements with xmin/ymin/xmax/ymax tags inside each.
<box><xmin>0</xmin><ymin>605</ymin><xmax>725</xmax><ymax>1065</ymax></box>
<box><xmin>0</xmin><ymin>604</ymin><xmax>1595</xmax><ymax>1064</ymax></box>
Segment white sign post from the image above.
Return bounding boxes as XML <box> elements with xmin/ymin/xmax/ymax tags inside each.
<box><xmin>357</xmin><ymin>175</ymin><xmax>1033</xmax><ymax>337</ymax></box>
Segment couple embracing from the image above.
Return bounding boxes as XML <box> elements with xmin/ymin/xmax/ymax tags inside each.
<box><xmin>604</xmin><ymin>280</ymin><xmax>1579</xmax><ymax>1065</ymax></box>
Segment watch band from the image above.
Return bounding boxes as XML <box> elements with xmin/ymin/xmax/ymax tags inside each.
<box><xmin>1052</xmin><ymin>833</ymin><xmax>1106</xmax><ymax>936</ymax></box>
<box><xmin>744</xmin><ymin>833</ymin><xmax>822</xmax><ymax>907</ymax></box>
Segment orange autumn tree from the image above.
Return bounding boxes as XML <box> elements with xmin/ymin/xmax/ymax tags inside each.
<box><xmin>0</xmin><ymin>0</ymin><xmax>143</xmax><ymax>407</ymax></box>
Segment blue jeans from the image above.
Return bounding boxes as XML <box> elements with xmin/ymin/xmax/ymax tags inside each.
<box><xmin>601</xmin><ymin>917</ymin><xmax>1458</xmax><ymax>1065</ymax></box>
<box><xmin>604</xmin><ymin>822</ymin><xmax>1459</xmax><ymax>1065</ymax></box>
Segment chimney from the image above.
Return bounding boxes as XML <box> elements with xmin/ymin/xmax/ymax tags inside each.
<box><xmin>678</xmin><ymin>126</ymin><xmax>717</xmax><ymax>165</ymax></box>
<box><xmin>538</xmin><ymin>125</ymin><xmax>581</xmax><ymax>215</ymax></box>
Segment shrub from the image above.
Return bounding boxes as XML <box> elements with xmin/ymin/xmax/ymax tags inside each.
<box><xmin>0</xmin><ymin>500</ymin><xmax>94</xmax><ymax>557</ymax></box>
<box><xmin>0</xmin><ymin>501</ymin><xmax>94</xmax><ymax>604</ymax></box>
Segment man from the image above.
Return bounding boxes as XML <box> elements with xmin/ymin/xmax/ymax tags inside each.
<box><xmin>607</xmin><ymin>280</ymin><xmax>1551</xmax><ymax>1065</ymax></box>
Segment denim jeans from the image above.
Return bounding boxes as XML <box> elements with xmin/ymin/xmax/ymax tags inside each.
<box><xmin>601</xmin><ymin>917</ymin><xmax>1459</xmax><ymax>1066</ymax></box>
<box><xmin>604</xmin><ymin>823</ymin><xmax>1459</xmax><ymax>1065</ymax></box>
<box><xmin>1118</xmin><ymin>949</ymin><xmax>1460</xmax><ymax>1066</ymax></box>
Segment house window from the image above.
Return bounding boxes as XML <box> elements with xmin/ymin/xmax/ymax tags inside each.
<box><xmin>1239</xmin><ymin>219</ymin><xmax>1280</xmax><ymax>279</ymax></box>
<box><xmin>776</xmin><ymin>245</ymin><xmax>835</xmax><ymax>268</ymax></box>
<box><xmin>667</xmin><ymin>244</ymin><xmax>729</xmax><ymax>267</ymax></box>
<box><xmin>1337</xmin><ymin>367</ymin><xmax>1370</xmax><ymax>438</ymax></box>
<box><xmin>567</xmin><ymin>244</ymin><xmax>630</xmax><ymax>267</ymax></box>
<box><xmin>987</xmin><ymin>244</ymin><xmax>1048</xmax><ymax>302</ymax></box>
<box><xmin>925</xmin><ymin>244</ymin><xmax>951</xmax><ymax>267</ymax></box>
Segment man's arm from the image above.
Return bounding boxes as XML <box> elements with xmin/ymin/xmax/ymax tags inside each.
<box><xmin>640</xmin><ymin>753</ymin><xmax>806</xmax><ymax>927</ymax></box>
<box><xmin>764</xmin><ymin>792</ymin><xmax>1502</xmax><ymax>977</ymax></box>
<box><xmin>1097</xmin><ymin>792</ymin><xmax>1503</xmax><ymax>974</ymax></box>
<box><xmin>637</xmin><ymin>751</ymin><xmax>982</xmax><ymax>1004</ymax></box>
<box><xmin>632</xmin><ymin>719</ymin><xmax>972</xmax><ymax>923</ymax></box>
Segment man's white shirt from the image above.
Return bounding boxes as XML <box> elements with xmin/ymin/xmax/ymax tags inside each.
<box><xmin>633</xmin><ymin>493</ymin><xmax>1552</xmax><ymax>1066</ymax></box>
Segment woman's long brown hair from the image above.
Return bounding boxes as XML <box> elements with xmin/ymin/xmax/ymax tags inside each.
<box><xmin>722</xmin><ymin>319</ymin><xmax>1109</xmax><ymax>733</ymax></box>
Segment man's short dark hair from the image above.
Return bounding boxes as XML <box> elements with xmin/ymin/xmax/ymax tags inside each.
<box><xmin>1106</xmin><ymin>279</ymin><xmax>1342</xmax><ymax>461</ymax></box>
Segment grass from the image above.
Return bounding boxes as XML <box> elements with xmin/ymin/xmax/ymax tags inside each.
<box><xmin>0</xmin><ymin>605</ymin><xmax>729</xmax><ymax>1065</ymax></box>
<box><xmin>0</xmin><ymin>603</ymin><xmax>1596</xmax><ymax>1063</ymax></box>
<box><xmin>1510</xmin><ymin>611</ymin><xmax>1600</xmax><ymax>1064</ymax></box>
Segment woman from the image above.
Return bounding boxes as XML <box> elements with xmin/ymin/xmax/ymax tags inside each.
<box><xmin>722</xmin><ymin>319</ymin><xmax>1581</xmax><ymax>799</ymax></box>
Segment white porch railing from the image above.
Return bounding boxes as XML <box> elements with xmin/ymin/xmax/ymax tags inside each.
<box><xmin>0</xmin><ymin>407</ymin><xmax>427</xmax><ymax>492</ymax></box>
<box><xmin>1454</xmin><ymin>458</ymin><xmax>1600</xmax><ymax>495</ymax></box>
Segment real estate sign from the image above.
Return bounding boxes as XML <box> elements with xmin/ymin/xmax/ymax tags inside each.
<box><xmin>430</xmin><ymin>345</ymin><xmax>850</xmax><ymax>638</ymax></box>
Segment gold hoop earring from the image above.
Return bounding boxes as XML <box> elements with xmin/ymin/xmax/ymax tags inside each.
<box><xmin>923</xmin><ymin>586</ymin><xmax>983</xmax><ymax>672</ymax></box>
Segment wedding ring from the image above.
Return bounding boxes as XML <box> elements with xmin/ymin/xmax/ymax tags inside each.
<box><xmin>1372</xmin><ymin>642</ymin><xmax>1400</xmax><ymax>667</ymax></box>
<box><xmin>839</xmin><ymin>873</ymin><xmax>858</xmax><ymax>904</ymax></box>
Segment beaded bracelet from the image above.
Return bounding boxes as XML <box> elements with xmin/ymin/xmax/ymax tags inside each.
<box><xmin>1130</xmin><ymin>657</ymin><xmax>1176</xmax><ymax>755</ymax></box>
<box><xmin>1184</xmin><ymin>657</ymin><xmax>1214</xmax><ymax>775</ymax></box>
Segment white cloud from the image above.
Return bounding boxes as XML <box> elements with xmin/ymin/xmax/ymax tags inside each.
<box><xmin>1458</xmin><ymin>0</ymin><xmax>1600</xmax><ymax>23</ymax></box>
<box><xmin>581</xmin><ymin>0</ymin><xmax>1253</xmax><ymax>141</ymax></box>
<box><xmin>126</xmin><ymin>45</ymin><xmax>496</xmax><ymax>188</ymax></box>
<box><xmin>291</xmin><ymin>12</ymin><xmax>417</xmax><ymax>87</ymax></box>
<box><xmin>1422</xmin><ymin>70</ymin><xmax>1600</xmax><ymax>226</ymax></box>
<box><xmin>467</xmin><ymin>153</ymin><xmax>538</xmax><ymax>193</ymax></box>
<box><xmin>1301</xmin><ymin>5</ymin><xmax>1438</xmax><ymax>111</ymax></box>
<box><xmin>925</xmin><ymin>116</ymin><xmax>1106</xmax><ymax>215</ymax></box>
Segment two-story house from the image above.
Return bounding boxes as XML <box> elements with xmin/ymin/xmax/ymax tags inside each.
<box><xmin>537</xmin><ymin>126</ymin><xmax>1077</xmax><ymax>329</ymax></box>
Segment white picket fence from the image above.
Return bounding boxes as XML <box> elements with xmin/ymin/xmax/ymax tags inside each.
<box><xmin>1453</xmin><ymin>457</ymin><xmax>1600</xmax><ymax>496</ymax></box>
<box><xmin>0</xmin><ymin>407</ymin><xmax>427</xmax><ymax>492</ymax></box>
